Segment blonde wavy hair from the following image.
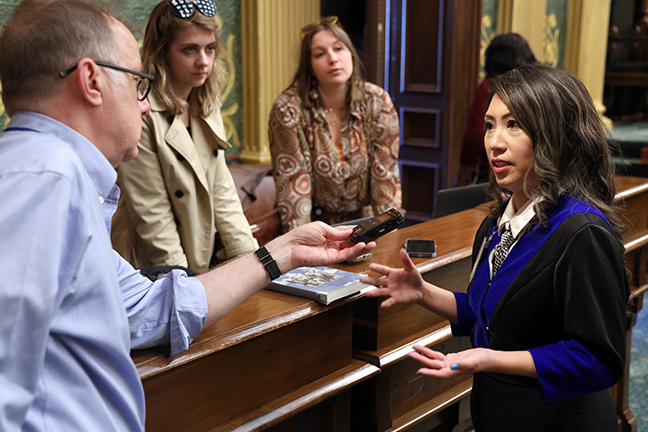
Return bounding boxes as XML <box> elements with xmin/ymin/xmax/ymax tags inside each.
<box><xmin>141</xmin><ymin>0</ymin><xmax>226</xmax><ymax>117</ymax></box>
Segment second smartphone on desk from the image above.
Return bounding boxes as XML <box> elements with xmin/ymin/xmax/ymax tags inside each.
<box><xmin>404</xmin><ymin>238</ymin><xmax>437</xmax><ymax>258</ymax></box>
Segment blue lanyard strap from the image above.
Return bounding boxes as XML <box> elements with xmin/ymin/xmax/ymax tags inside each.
<box><xmin>4</xmin><ymin>127</ymin><xmax>41</xmax><ymax>133</ymax></box>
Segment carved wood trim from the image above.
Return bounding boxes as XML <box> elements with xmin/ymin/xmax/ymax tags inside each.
<box><xmin>223</xmin><ymin>361</ymin><xmax>380</xmax><ymax>432</ymax></box>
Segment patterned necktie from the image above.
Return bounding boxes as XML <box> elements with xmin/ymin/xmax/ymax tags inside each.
<box><xmin>492</xmin><ymin>225</ymin><xmax>514</xmax><ymax>275</ymax></box>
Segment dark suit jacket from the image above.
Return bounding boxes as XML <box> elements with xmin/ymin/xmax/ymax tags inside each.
<box><xmin>453</xmin><ymin>196</ymin><xmax>629</xmax><ymax>402</ymax></box>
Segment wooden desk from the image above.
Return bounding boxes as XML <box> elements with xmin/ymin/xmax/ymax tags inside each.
<box><xmin>327</xmin><ymin>208</ymin><xmax>486</xmax><ymax>431</ymax></box>
<box><xmin>132</xmin><ymin>176</ymin><xmax>648</xmax><ymax>432</ymax></box>
<box><xmin>133</xmin><ymin>291</ymin><xmax>380</xmax><ymax>431</ymax></box>
<box><xmin>613</xmin><ymin>176</ymin><xmax>648</xmax><ymax>432</ymax></box>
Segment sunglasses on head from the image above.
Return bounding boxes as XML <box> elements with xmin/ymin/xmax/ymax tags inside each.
<box><xmin>167</xmin><ymin>0</ymin><xmax>216</xmax><ymax>19</ymax></box>
<box><xmin>299</xmin><ymin>16</ymin><xmax>341</xmax><ymax>39</ymax></box>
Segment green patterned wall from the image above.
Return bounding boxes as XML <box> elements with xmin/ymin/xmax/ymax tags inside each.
<box><xmin>480</xmin><ymin>0</ymin><xmax>499</xmax><ymax>81</ymax></box>
<box><xmin>545</xmin><ymin>0</ymin><xmax>568</xmax><ymax>68</ymax></box>
<box><xmin>480</xmin><ymin>0</ymin><xmax>569</xmax><ymax>80</ymax></box>
<box><xmin>0</xmin><ymin>0</ymin><xmax>574</xmax><ymax>159</ymax></box>
<box><xmin>0</xmin><ymin>0</ymin><xmax>244</xmax><ymax>161</ymax></box>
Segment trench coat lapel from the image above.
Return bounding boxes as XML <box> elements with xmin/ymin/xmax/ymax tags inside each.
<box><xmin>198</xmin><ymin>97</ymin><xmax>231</xmax><ymax>152</ymax></box>
<box><xmin>163</xmin><ymin>115</ymin><xmax>210</xmax><ymax>191</ymax></box>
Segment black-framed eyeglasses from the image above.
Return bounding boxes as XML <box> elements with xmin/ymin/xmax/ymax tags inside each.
<box><xmin>167</xmin><ymin>0</ymin><xmax>216</xmax><ymax>19</ymax></box>
<box><xmin>59</xmin><ymin>61</ymin><xmax>155</xmax><ymax>102</ymax></box>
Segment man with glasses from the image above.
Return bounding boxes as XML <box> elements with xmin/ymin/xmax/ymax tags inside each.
<box><xmin>0</xmin><ymin>0</ymin><xmax>373</xmax><ymax>430</ymax></box>
<box><xmin>59</xmin><ymin>61</ymin><xmax>154</xmax><ymax>101</ymax></box>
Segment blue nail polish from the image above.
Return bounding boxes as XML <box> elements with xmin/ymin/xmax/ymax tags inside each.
<box><xmin>451</xmin><ymin>364</ymin><xmax>459</xmax><ymax>370</ymax></box>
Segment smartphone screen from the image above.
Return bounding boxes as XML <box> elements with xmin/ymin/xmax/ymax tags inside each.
<box><xmin>405</xmin><ymin>239</ymin><xmax>436</xmax><ymax>258</ymax></box>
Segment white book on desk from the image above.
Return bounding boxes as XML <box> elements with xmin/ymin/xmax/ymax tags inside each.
<box><xmin>265</xmin><ymin>266</ymin><xmax>373</xmax><ymax>305</ymax></box>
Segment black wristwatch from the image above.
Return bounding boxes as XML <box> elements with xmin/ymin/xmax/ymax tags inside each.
<box><xmin>255</xmin><ymin>247</ymin><xmax>281</xmax><ymax>280</ymax></box>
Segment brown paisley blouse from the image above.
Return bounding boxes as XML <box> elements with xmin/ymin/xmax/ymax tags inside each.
<box><xmin>269</xmin><ymin>82</ymin><xmax>401</xmax><ymax>234</ymax></box>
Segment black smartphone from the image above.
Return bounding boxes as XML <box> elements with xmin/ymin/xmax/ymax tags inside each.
<box><xmin>349</xmin><ymin>208</ymin><xmax>404</xmax><ymax>244</ymax></box>
<box><xmin>404</xmin><ymin>238</ymin><xmax>437</xmax><ymax>258</ymax></box>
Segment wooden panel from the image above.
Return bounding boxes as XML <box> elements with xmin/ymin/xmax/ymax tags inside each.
<box><xmin>350</xmin><ymin>323</ymin><xmax>472</xmax><ymax>431</ymax></box>
<box><xmin>389</xmin><ymin>381</ymin><xmax>471</xmax><ymax>431</ymax></box>
<box><xmin>402</xmin><ymin>0</ymin><xmax>443</xmax><ymax>93</ymax></box>
<box><xmin>354</xmin><ymin>299</ymin><xmax>444</xmax><ymax>352</ymax></box>
<box><xmin>422</xmin><ymin>256</ymin><xmax>472</xmax><ymax>295</ymax></box>
<box><xmin>618</xmin><ymin>188</ymin><xmax>648</xmax><ymax>235</ymax></box>
<box><xmin>264</xmin><ymin>390</ymin><xmax>351</xmax><ymax>432</ymax></box>
<box><xmin>390</xmin><ymin>336</ymin><xmax>471</xmax><ymax>419</ymax></box>
<box><xmin>400</xmin><ymin>107</ymin><xmax>441</xmax><ymax>148</ymax></box>
<box><xmin>143</xmin><ymin>305</ymin><xmax>353</xmax><ymax>431</ymax></box>
<box><xmin>625</xmin><ymin>246</ymin><xmax>648</xmax><ymax>293</ymax></box>
<box><xmin>400</xmin><ymin>164</ymin><xmax>439</xmax><ymax>217</ymax></box>
<box><xmin>363</xmin><ymin>0</ymin><xmax>387</xmax><ymax>86</ymax></box>
<box><xmin>442</xmin><ymin>0</ymin><xmax>483</xmax><ymax>188</ymax></box>
<box><xmin>616</xmin><ymin>177</ymin><xmax>648</xmax><ymax>290</ymax></box>
<box><xmin>224</xmin><ymin>361</ymin><xmax>380</xmax><ymax>432</ymax></box>
<box><xmin>353</xmin><ymin>257</ymin><xmax>471</xmax><ymax>352</ymax></box>
<box><xmin>389</xmin><ymin>0</ymin><xmax>482</xmax><ymax>218</ymax></box>
<box><xmin>400</xmin><ymin>144</ymin><xmax>443</xmax><ymax>165</ymax></box>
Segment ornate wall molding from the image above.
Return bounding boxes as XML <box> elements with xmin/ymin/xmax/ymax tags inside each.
<box><xmin>240</xmin><ymin>0</ymin><xmax>319</xmax><ymax>164</ymax></box>
<box><xmin>489</xmin><ymin>0</ymin><xmax>610</xmax><ymax>125</ymax></box>
<box><xmin>565</xmin><ymin>0</ymin><xmax>612</xmax><ymax>127</ymax></box>
<box><xmin>498</xmin><ymin>0</ymin><xmax>548</xmax><ymax>62</ymax></box>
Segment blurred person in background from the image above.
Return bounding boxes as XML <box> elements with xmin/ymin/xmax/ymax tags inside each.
<box><xmin>454</xmin><ymin>33</ymin><xmax>536</xmax><ymax>186</ymax></box>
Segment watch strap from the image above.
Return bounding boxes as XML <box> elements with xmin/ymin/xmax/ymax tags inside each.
<box><xmin>255</xmin><ymin>247</ymin><xmax>281</xmax><ymax>280</ymax></box>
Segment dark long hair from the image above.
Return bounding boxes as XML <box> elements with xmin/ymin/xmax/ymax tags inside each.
<box><xmin>485</xmin><ymin>33</ymin><xmax>537</xmax><ymax>78</ymax></box>
<box><xmin>486</xmin><ymin>64</ymin><xmax>623</xmax><ymax>239</ymax></box>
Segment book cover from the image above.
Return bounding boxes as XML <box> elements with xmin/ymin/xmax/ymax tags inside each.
<box><xmin>265</xmin><ymin>266</ymin><xmax>372</xmax><ymax>305</ymax></box>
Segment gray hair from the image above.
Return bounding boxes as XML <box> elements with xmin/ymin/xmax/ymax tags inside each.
<box><xmin>0</xmin><ymin>0</ymin><xmax>122</xmax><ymax>115</ymax></box>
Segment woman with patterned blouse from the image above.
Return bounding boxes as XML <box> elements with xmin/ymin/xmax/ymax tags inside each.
<box><xmin>268</xmin><ymin>16</ymin><xmax>402</xmax><ymax>234</ymax></box>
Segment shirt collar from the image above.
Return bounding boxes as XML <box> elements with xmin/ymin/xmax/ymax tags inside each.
<box><xmin>498</xmin><ymin>195</ymin><xmax>540</xmax><ymax>238</ymax></box>
<box><xmin>348</xmin><ymin>97</ymin><xmax>362</xmax><ymax>121</ymax></box>
<box><xmin>7</xmin><ymin>111</ymin><xmax>117</xmax><ymax>201</ymax></box>
<box><xmin>311</xmin><ymin>92</ymin><xmax>363</xmax><ymax>122</ymax></box>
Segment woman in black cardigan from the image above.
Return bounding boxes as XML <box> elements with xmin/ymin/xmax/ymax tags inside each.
<box><xmin>362</xmin><ymin>64</ymin><xmax>629</xmax><ymax>432</ymax></box>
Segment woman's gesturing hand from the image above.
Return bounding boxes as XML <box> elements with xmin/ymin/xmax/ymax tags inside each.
<box><xmin>408</xmin><ymin>345</ymin><xmax>495</xmax><ymax>378</ymax></box>
<box><xmin>361</xmin><ymin>247</ymin><xmax>429</xmax><ymax>308</ymax></box>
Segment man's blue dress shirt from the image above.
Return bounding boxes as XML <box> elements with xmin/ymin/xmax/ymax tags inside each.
<box><xmin>0</xmin><ymin>112</ymin><xmax>208</xmax><ymax>431</ymax></box>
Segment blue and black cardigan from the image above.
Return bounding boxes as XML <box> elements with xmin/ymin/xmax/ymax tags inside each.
<box><xmin>452</xmin><ymin>195</ymin><xmax>629</xmax><ymax>402</ymax></box>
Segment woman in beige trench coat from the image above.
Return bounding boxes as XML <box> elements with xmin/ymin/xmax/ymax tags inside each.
<box><xmin>112</xmin><ymin>0</ymin><xmax>257</xmax><ymax>273</ymax></box>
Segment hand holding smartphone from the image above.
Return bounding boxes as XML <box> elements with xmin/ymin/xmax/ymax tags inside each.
<box><xmin>349</xmin><ymin>208</ymin><xmax>404</xmax><ymax>244</ymax></box>
<box><xmin>404</xmin><ymin>238</ymin><xmax>437</xmax><ymax>258</ymax></box>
